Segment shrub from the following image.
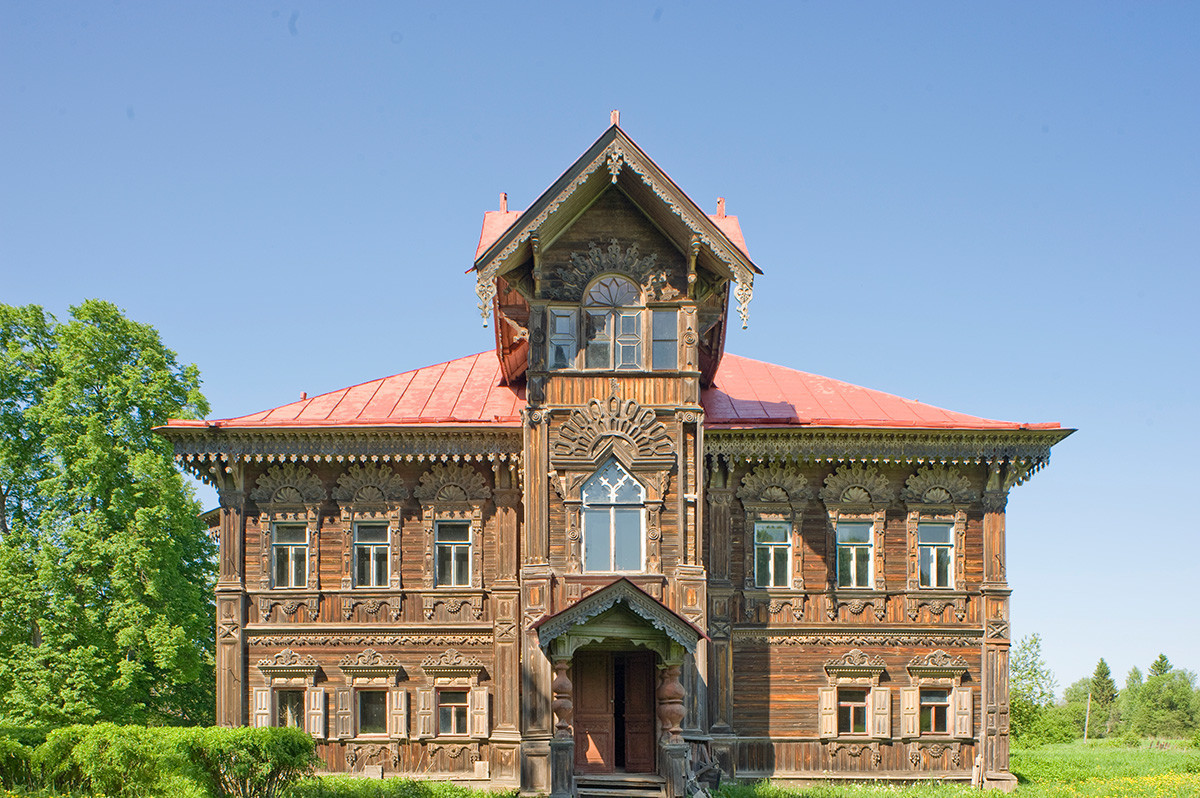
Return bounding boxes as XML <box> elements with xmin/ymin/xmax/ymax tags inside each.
<box><xmin>1189</xmin><ymin>728</ymin><xmax>1200</xmax><ymax>750</ymax></box>
<box><xmin>178</xmin><ymin>725</ymin><xmax>319</xmax><ymax>798</ymax></box>
<box><xmin>0</xmin><ymin>736</ymin><xmax>34</xmax><ymax>789</ymax></box>
<box><xmin>1120</xmin><ymin>729</ymin><xmax>1142</xmax><ymax>748</ymax></box>
<box><xmin>0</xmin><ymin>724</ymin><xmax>52</xmax><ymax>748</ymax></box>
<box><xmin>34</xmin><ymin>724</ymin><xmax>88</xmax><ymax>792</ymax></box>
<box><xmin>34</xmin><ymin>723</ymin><xmax>187</xmax><ymax>798</ymax></box>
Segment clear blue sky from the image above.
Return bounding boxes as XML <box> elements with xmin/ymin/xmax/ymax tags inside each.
<box><xmin>4</xmin><ymin>2</ymin><xmax>1197</xmax><ymax>694</ymax></box>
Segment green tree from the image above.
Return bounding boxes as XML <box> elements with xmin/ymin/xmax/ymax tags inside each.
<box><xmin>1132</xmin><ymin>658</ymin><xmax>1199</xmax><ymax>739</ymax></box>
<box><xmin>1112</xmin><ymin>667</ymin><xmax>1144</xmax><ymax>735</ymax></box>
<box><xmin>1148</xmin><ymin>654</ymin><xmax>1172</xmax><ymax>677</ymax></box>
<box><xmin>1010</xmin><ymin>634</ymin><xmax>1058</xmax><ymax>743</ymax></box>
<box><xmin>1092</xmin><ymin>659</ymin><xmax>1118</xmax><ymax>708</ymax></box>
<box><xmin>0</xmin><ymin>301</ymin><xmax>214</xmax><ymax>725</ymax></box>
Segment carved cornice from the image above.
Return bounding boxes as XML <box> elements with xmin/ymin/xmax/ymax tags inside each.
<box><xmin>338</xmin><ymin>648</ymin><xmax>405</xmax><ymax>680</ymax></box>
<box><xmin>335</xmin><ymin>464</ymin><xmax>408</xmax><ymax>505</ymax></box>
<box><xmin>828</xmin><ymin>741</ymin><xmax>881</xmax><ymax>764</ymax></box>
<box><xmin>250</xmin><ymin>463</ymin><xmax>326</xmax><ymax>505</ymax></box>
<box><xmin>732</xmin><ymin>628</ymin><xmax>980</xmax><ymax>648</ymax></box>
<box><xmin>704</xmin><ymin>429</ymin><xmax>1070</xmax><ymax>471</ymax></box>
<box><xmin>823</xmin><ymin>649</ymin><xmax>887</xmax><ymax>679</ymax></box>
<box><xmin>820</xmin><ymin>465</ymin><xmax>892</xmax><ymax>506</ymax></box>
<box><xmin>256</xmin><ymin>649</ymin><xmax>320</xmax><ymax>680</ymax></box>
<box><xmin>907</xmin><ymin>649</ymin><xmax>970</xmax><ymax>680</ymax></box>
<box><xmin>245</xmin><ymin>627</ymin><xmax>493</xmax><ymax>647</ymax></box>
<box><xmin>420</xmin><ymin>649</ymin><xmax>485</xmax><ymax>679</ymax></box>
<box><xmin>903</xmin><ymin>466</ymin><xmax>977</xmax><ymax>506</ymax></box>
<box><xmin>413</xmin><ymin>463</ymin><xmax>491</xmax><ymax>503</ymax></box>
<box><xmin>737</xmin><ymin>464</ymin><xmax>812</xmax><ymax>504</ymax></box>
<box><xmin>552</xmin><ymin>397</ymin><xmax>674</xmax><ymax>468</ymax></box>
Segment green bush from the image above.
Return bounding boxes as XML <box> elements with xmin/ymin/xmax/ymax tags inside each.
<box><xmin>34</xmin><ymin>723</ymin><xmax>188</xmax><ymax>798</ymax></box>
<box><xmin>1120</xmin><ymin>729</ymin><xmax>1143</xmax><ymax>748</ymax></box>
<box><xmin>294</xmin><ymin>777</ymin><xmax>518</xmax><ymax>798</ymax></box>
<box><xmin>178</xmin><ymin>725</ymin><xmax>319</xmax><ymax>798</ymax></box>
<box><xmin>1189</xmin><ymin>728</ymin><xmax>1200</xmax><ymax>750</ymax></box>
<box><xmin>0</xmin><ymin>735</ymin><xmax>34</xmax><ymax>789</ymax></box>
<box><xmin>0</xmin><ymin>724</ymin><xmax>53</xmax><ymax>748</ymax></box>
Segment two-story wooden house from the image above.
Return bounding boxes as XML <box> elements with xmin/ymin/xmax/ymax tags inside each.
<box><xmin>161</xmin><ymin>117</ymin><xmax>1069</xmax><ymax>794</ymax></box>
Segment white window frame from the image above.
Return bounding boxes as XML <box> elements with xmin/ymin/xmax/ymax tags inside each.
<box><xmin>917</xmin><ymin>521</ymin><xmax>955</xmax><ymax>589</ymax></box>
<box><xmin>836</xmin><ymin>520</ymin><xmax>874</xmax><ymax>589</ymax></box>
<box><xmin>581</xmin><ymin>460</ymin><xmax>646</xmax><ymax>573</ymax></box>
<box><xmin>353</xmin><ymin>523</ymin><xmax>390</xmax><ymax>589</ymax></box>
<box><xmin>434</xmin><ymin>520</ymin><xmax>472</xmax><ymax>587</ymax></box>
<box><xmin>754</xmin><ymin>521</ymin><xmax>792</xmax><ymax>588</ymax></box>
<box><xmin>271</xmin><ymin>523</ymin><xmax>308</xmax><ymax>589</ymax></box>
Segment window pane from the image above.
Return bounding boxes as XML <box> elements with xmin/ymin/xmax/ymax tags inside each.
<box><xmin>374</xmin><ymin>548</ymin><xmax>388</xmax><ymax>586</ymax></box>
<box><xmin>454</xmin><ymin>547</ymin><xmax>470</xmax><ymax>586</ymax></box>
<box><xmin>275</xmin><ymin>549</ymin><xmax>289</xmax><ymax>587</ymax></box>
<box><xmin>356</xmin><ymin>525</ymin><xmax>387</xmax><ymax>543</ymax></box>
<box><xmin>437</xmin><ymin>523</ymin><xmax>470</xmax><ymax>542</ymax></box>
<box><xmin>837</xmin><ymin>547</ymin><xmax>851</xmax><ymax>586</ymax></box>
<box><xmin>937</xmin><ymin>548</ymin><xmax>951</xmax><ymax>587</ymax></box>
<box><xmin>612</xmin><ymin>508</ymin><xmax>641</xmax><ymax>571</ymax></box>
<box><xmin>755</xmin><ymin>522</ymin><xmax>789</xmax><ymax>544</ymax></box>
<box><xmin>837</xmin><ymin>522</ymin><xmax>871</xmax><ymax>543</ymax></box>
<box><xmin>584</xmin><ymin>508</ymin><xmax>611</xmax><ymax>571</ymax></box>
<box><xmin>653</xmin><ymin>309</ymin><xmax>677</xmax><ymax>340</ymax></box>
<box><xmin>617</xmin><ymin>343</ymin><xmax>641</xmax><ymax>368</ymax></box>
<box><xmin>854</xmin><ymin>547</ymin><xmax>870</xmax><ymax>587</ymax></box>
<box><xmin>359</xmin><ymin>692</ymin><xmax>386</xmax><ymax>735</ymax></box>
<box><xmin>918</xmin><ymin>523</ymin><xmax>953</xmax><ymax>544</ymax></box>
<box><xmin>919</xmin><ymin>547</ymin><xmax>932</xmax><ymax>587</ymax></box>
<box><xmin>292</xmin><ymin>549</ymin><xmax>306</xmax><ymax>588</ymax></box>
<box><xmin>278</xmin><ymin>690</ymin><xmax>304</xmax><ymax>728</ymax></box>
<box><xmin>437</xmin><ymin>545</ymin><xmax>454</xmax><ymax>585</ymax></box>
<box><xmin>551</xmin><ymin>310</ymin><xmax>574</xmax><ymax>335</ymax></box>
<box><xmin>274</xmin><ymin>525</ymin><xmax>306</xmax><ymax>544</ymax></box>
<box><xmin>550</xmin><ymin>343</ymin><xmax>571</xmax><ymax>370</ymax></box>
<box><xmin>356</xmin><ymin>547</ymin><xmax>370</xmax><ymax>586</ymax></box>
<box><xmin>773</xmin><ymin>547</ymin><xmax>789</xmax><ymax>587</ymax></box>
<box><xmin>755</xmin><ymin>547</ymin><xmax>771</xmax><ymax>587</ymax></box>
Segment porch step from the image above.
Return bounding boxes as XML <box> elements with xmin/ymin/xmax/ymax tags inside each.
<box><xmin>576</xmin><ymin>773</ymin><xmax>666</xmax><ymax>798</ymax></box>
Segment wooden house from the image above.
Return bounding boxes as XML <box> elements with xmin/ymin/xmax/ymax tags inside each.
<box><xmin>161</xmin><ymin>117</ymin><xmax>1070</xmax><ymax>794</ymax></box>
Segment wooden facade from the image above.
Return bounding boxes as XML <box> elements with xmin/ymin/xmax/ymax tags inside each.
<box><xmin>163</xmin><ymin>120</ymin><xmax>1069</xmax><ymax>794</ymax></box>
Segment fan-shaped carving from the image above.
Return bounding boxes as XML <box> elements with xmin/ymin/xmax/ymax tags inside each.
<box><xmin>907</xmin><ymin>649</ymin><xmax>969</xmax><ymax>678</ymax></box>
<box><xmin>546</xmin><ymin>239</ymin><xmax>660</xmax><ymax>300</ymax></box>
<box><xmin>902</xmin><ymin>466</ymin><xmax>977</xmax><ymax>505</ymax></box>
<box><xmin>413</xmin><ymin>463</ymin><xmax>490</xmax><ymax>503</ymax></box>
<box><xmin>256</xmin><ymin>649</ymin><xmax>320</xmax><ymax>680</ymax></box>
<box><xmin>250</xmin><ymin>464</ymin><xmax>326</xmax><ymax>504</ymax></box>
<box><xmin>421</xmin><ymin>648</ymin><xmax>485</xmax><ymax>679</ymax></box>
<box><xmin>553</xmin><ymin>397</ymin><xmax>673</xmax><ymax>464</ymax></box>
<box><xmin>824</xmin><ymin>649</ymin><xmax>887</xmax><ymax>678</ymax></box>
<box><xmin>737</xmin><ymin>464</ymin><xmax>812</xmax><ymax>504</ymax></box>
<box><xmin>335</xmin><ymin>464</ymin><xmax>408</xmax><ymax>504</ymax></box>
<box><xmin>819</xmin><ymin>465</ymin><xmax>891</xmax><ymax>505</ymax></box>
<box><xmin>339</xmin><ymin>648</ymin><xmax>404</xmax><ymax>680</ymax></box>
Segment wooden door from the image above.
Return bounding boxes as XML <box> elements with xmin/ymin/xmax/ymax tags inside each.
<box><xmin>623</xmin><ymin>652</ymin><xmax>656</xmax><ymax>773</ymax></box>
<box><xmin>574</xmin><ymin>651</ymin><xmax>614</xmax><ymax>772</ymax></box>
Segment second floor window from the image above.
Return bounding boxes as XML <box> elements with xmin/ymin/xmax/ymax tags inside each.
<box><xmin>435</xmin><ymin>521</ymin><xmax>471</xmax><ymax>587</ymax></box>
<box><xmin>272</xmin><ymin>524</ymin><xmax>307</xmax><ymax>588</ymax></box>
<box><xmin>585</xmin><ymin>277</ymin><xmax>641</xmax><ymax>369</ymax></box>
<box><xmin>754</xmin><ymin>521</ymin><xmax>791</xmax><ymax>588</ymax></box>
<box><xmin>582</xmin><ymin>459</ymin><xmax>644</xmax><ymax>572</ymax></box>
<box><xmin>546</xmin><ymin>276</ymin><xmax>679</xmax><ymax>372</ymax></box>
<box><xmin>354</xmin><ymin>524</ymin><xmax>389</xmax><ymax>588</ymax></box>
<box><xmin>836</xmin><ymin>521</ymin><xmax>873</xmax><ymax>589</ymax></box>
<box><xmin>358</xmin><ymin>690</ymin><xmax>387</xmax><ymax>736</ymax></box>
<box><xmin>917</xmin><ymin>522</ymin><xmax>954</xmax><ymax>589</ymax></box>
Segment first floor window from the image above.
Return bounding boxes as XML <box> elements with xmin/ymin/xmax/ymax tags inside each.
<box><xmin>920</xmin><ymin>689</ymin><xmax>950</xmax><ymax>734</ymax></box>
<box><xmin>917</xmin><ymin>522</ymin><xmax>954</xmax><ymax>588</ymax></box>
<box><xmin>582</xmin><ymin>459</ymin><xmax>645</xmax><ymax>572</ymax></box>
<box><xmin>358</xmin><ymin>690</ymin><xmax>387</xmax><ymax>735</ymax></box>
<box><xmin>836</xmin><ymin>521</ymin><xmax>873</xmax><ymax>588</ymax></box>
<box><xmin>435</xmin><ymin>521</ymin><xmax>471</xmax><ymax>586</ymax></box>
<box><xmin>439</xmin><ymin>690</ymin><xmax>468</xmax><ymax>735</ymax></box>
<box><xmin>754</xmin><ymin>521</ymin><xmax>791</xmax><ymax>588</ymax></box>
<box><xmin>276</xmin><ymin>690</ymin><xmax>304</xmax><ymax>728</ymax></box>
<box><xmin>838</xmin><ymin>688</ymin><xmax>868</xmax><ymax>734</ymax></box>
<box><xmin>354</xmin><ymin>524</ymin><xmax>389</xmax><ymax>587</ymax></box>
<box><xmin>272</xmin><ymin>524</ymin><xmax>307</xmax><ymax>588</ymax></box>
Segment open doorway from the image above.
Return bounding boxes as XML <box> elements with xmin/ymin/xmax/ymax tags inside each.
<box><xmin>573</xmin><ymin>649</ymin><xmax>656</xmax><ymax>774</ymax></box>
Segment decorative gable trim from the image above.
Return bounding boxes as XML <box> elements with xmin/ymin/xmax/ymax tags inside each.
<box><xmin>820</xmin><ymin>465</ymin><xmax>892</xmax><ymax>507</ymax></box>
<box><xmin>534</xmin><ymin>578</ymin><xmax>703</xmax><ymax>655</ymax></box>
<box><xmin>335</xmin><ymin>464</ymin><xmax>408</xmax><ymax>505</ymax></box>
<box><xmin>413</xmin><ymin>463</ymin><xmax>491</xmax><ymax>503</ymax></box>
<box><xmin>545</xmin><ymin>240</ymin><xmax>661</xmax><ymax>300</ymax></box>
<box><xmin>738</xmin><ymin>464</ymin><xmax>812</xmax><ymax>504</ymax></box>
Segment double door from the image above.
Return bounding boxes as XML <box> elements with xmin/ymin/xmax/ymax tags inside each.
<box><xmin>573</xmin><ymin>650</ymin><xmax>656</xmax><ymax>773</ymax></box>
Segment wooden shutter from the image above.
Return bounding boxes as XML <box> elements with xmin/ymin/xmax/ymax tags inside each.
<box><xmin>953</xmin><ymin>687</ymin><xmax>974</xmax><ymax>737</ymax></box>
<box><xmin>305</xmin><ymin>688</ymin><xmax>326</xmax><ymax>739</ymax></box>
<box><xmin>469</xmin><ymin>686</ymin><xmax>490</xmax><ymax>739</ymax></box>
<box><xmin>252</xmin><ymin>687</ymin><xmax>271</xmax><ymax>727</ymax></box>
<box><xmin>334</xmin><ymin>688</ymin><xmax>353</xmax><ymax>739</ymax></box>
<box><xmin>817</xmin><ymin>687</ymin><xmax>837</xmax><ymax>738</ymax></box>
<box><xmin>900</xmin><ymin>687</ymin><xmax>920</xmax><ymax>738</ymax></box>
<box><xmin>388</xmin><ymin>689</ymin><xmax>409</xmax><ymax>740</ymax></box>
<box><xmin>871</xmin><ymin>687</ymin><xmax>891</xmax><ymax>738</ymax></box>
<box><xmin>416</xmin><ymin>687</ymin><xmax>435</xmax><ymax>739</ymax></box>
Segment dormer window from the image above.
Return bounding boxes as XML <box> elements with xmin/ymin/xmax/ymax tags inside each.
<box><xmin>545</xmin><ymin>276</ymin><xmax>678</xmax><ymax>372</ymax></box>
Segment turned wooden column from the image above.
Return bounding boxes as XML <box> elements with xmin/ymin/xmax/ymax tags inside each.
<box><xmin>657</xmin><ymin>661</ymin><xmax>686</xmax><ymax>743</ymax></box>
<box><xmin>551</xmin><ymin>658</ymin><xmax>574</xmax><ymax>739</ymax></box>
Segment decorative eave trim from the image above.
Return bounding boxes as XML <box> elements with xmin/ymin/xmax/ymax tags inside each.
<box><xmin>705</xmin><ymin>427</ymin><xmax>1072</xmax><ymax>477</ymax></box>
<box><xmin>535</xmin><ymin>577</ymin><xmax>704</xmax><ymax>654</ymax></box>
<box><xmin>473</xmin><ymin>127</ymin><xmax>759</xmax><ymax>328</ymax></box>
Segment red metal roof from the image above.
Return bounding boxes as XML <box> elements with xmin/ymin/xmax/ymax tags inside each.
<box><xmin>165</xmin><ymin>353</ymin><xmax>1056</xmax><ymax>433</ymax></box>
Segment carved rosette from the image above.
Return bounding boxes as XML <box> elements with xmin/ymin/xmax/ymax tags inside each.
<box><xmin>738</xmin><ymin>464</ymin><xmax>812</xmax><ymax>504</ymax></box>
<box><xmin>251</xmin><ymin>463</ymin><xmax>327</xmax><ymax>505</ymax></box>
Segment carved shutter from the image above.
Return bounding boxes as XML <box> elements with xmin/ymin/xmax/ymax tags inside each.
<box><xmin>953</xmin><ymin>687</ymin><xmax>974</xmax><ymax>737</ymax></box>
<box><xmin>252</xmin><ymin>688</ymin><xmax>271</xmax><ymax>727</ymax></box>
<box><xmin>334</xmin><ymin>688</ymin><xmax>353</xmax><ymax>739</ymax></box>
<box><xmin>305</xmin><ymin>688</ymin><xmax>326</xmax><ymax>739</ymax></box>
<box><xmin>388</xmin><ymin>689</ymin><xmax>409</xmax><ymax>740</ymax></box>
<box><xmin>817</xmin><ymin>687</ymin><xmax>837</xmax><ymax>738</ymax></box>
<box><xmin>871</xmin><ymin>687</ymin><xmax>891</xmax><ymax>738</ymax></box>
<box><xmin>900</xmin><ymin>687</ymin><xmax>920</xmax><ymax>738</ymax></box>
<box><xmin>469</xmin><ymin>686</ymin><xmax>490</xmax><ymax>739</ymax></box>
<box><xmin>416</xmin><ymin>687</ymin><xmax>435</xmax><ymax>739</ymax></box>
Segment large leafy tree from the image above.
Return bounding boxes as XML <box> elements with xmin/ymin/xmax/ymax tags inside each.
<box><xmin>1009</xmin><ymin>633</ymin><xmax>1058</xmax><ymax>742</ymax></box>
<box><xmin>0</xmin><ymin>301</ymin><xmax>214</xmax><ymax>725</ymax></box>
<box><xmin>1131</xmin><ymin>656</ymin><xmax>1199</xmax><ymax>738</ymax></box>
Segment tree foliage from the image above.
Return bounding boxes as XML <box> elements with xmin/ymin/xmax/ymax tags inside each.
<box><xmin>1010</xmin><ymin>634</ymin><xmax>1058</xmax><ymax>743</ymax></box>
<box><xmin>0</xmin><ymin>301</ymin><xmax>213</xmax><ymax>725</ymax></box>
<box><xmin>1092</xmin><ymin>658</ymin><xmax>1118</xmax><ymax>709</ymax></box>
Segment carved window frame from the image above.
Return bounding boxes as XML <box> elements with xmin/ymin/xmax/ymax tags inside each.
<box><xmin>580</xmin><ymin>458</ymin><xmax>647</xmax><ymax>574</ymax></box>
<box><xmin>335</xmin><ymin>464</ymin><xmax>409</xmax><ymax>592</ymax></box>
<box><xmin>557</xmin><ymin>459</ymin><xmax>668</xmax><ymax>577</ymax></box>
<box><xmin>416</xmin><ymin>650</ymin><xmax>489</xmax><ymax>741</ymax></box>
<box><xmin>908</xmin><ymin>513</ymin><xmax>966</xmax><ymax>592</ymax></box>
<box><xmin>818</xmin><ymin>649</ymin><xmax>890</xmax><ymax>741</ymax></box>
<box><xmin>820</xmin><ymin>465</ymin><xmax>892</xmax><ymax>594</ymax></box>
<box><xmin>250</xmin><ymin>464</ymin><xmax>327</xmax><ymax>595</ymax></box>
<box><xmin>901</xmin><ymin>465</ymin><xmax>976</xmax><ymax>621</ymax></box>
<box><xmin>900</xmin><ymin>650</ymin><xmax>973</xmax><ymax>740</ymax></box>
<box><xmin>254</xmin><ymin>649</ymin><xmax>326</xmax><ymax>739</ymax></box>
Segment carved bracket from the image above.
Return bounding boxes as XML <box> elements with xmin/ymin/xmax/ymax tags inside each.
<box><xmin>423</xmin><ymin>593</ymin><xmax>483</xmax><ymax>621</ymax></box>
<box><xmin>259</xmin><ymin>594</ymin><xmax>320</xmax><ymax>621</ymax></box>
<box><xmin>829</xmin><ymin>741</ymin><xmax>881</xmax><ymax>765</ymax></box>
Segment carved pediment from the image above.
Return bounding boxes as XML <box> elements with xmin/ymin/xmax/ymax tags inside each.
<box><xmin>545</xmin><ymin>240</ymin><xmax>661</xmax><ymax>300</ymax></box>
<box><xmin>552</xmin><ymin>397</ymin><xmax>673</xmax><ymax>467</ymax></box>
<box><xmin>251</xmin><ymin>464</ymin><xmax>326</xmax><ymax>505</ymax></box>
<box><xmin>907</xmin><ymin>649</ymin><xmax>969</xmax><ymax>679</ymax></box>
<box><xmin>413</xmin><ymin>463</ymin><xmax>490</xmax><ymax>503</ymax></box>
<box><xmin>903</xmin><ymin>466</ymin><xmax>977</xmax><ymax>505</ymax></box>
<box><xmin>824</xmin><ymin>649</ymin><xmax>887</xmax><ymax>680</ymax></box>
<box><xmin>420</xmin><ymin>649</ymin><xmax>485</xmax><ymax>679</ymax></box>
<box><xmin>257</xmin><ymin>649</ymin><xmax>320</xmax><ymax>680</ymax></box>
<box><xmin>338</xmin><ymin>648</ymin><xmax>405</xmax><ymax>680</ymax></box>
<box><xmin>738</xmin><ymin>464</ymin><xmax>812</xmax><ymax>504</ymax></box>
<box><xmin>820</xmin><ymin>465</ymin><xmax>891</xmax><ymax>506</ymax></box>
<box><xmin>335</xmin><ymin>464</ymin><xmax>408</xmax><ymax>505</ymax></box>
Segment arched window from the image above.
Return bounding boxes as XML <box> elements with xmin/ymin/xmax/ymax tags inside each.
<box><xmin>582</xmin><ymin>458</ymin><xmax>644</xmax><ymax>572</ymax></box>
<box><xmin>584</xmin><ymin>276</ymin><xmax>642</xmax><ymax>370</ymax></box>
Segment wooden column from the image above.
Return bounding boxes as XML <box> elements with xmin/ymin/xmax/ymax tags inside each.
<box><xmin>216</xmin><ymin>473</ymin><xmax>246</xmax><ymax>727</ymax></box>
<box><xmin>980</xmin><ymin>462</ymin><xmax>1016</xmax><ymax>790</ymax></box>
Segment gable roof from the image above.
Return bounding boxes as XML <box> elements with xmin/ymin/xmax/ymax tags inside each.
<box><xmin>161</xmin><ymin>352</ymin><xmax>1057</xmax><ymax>433</ymax></box>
